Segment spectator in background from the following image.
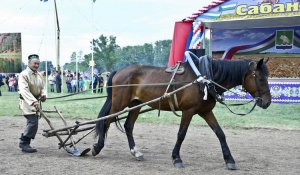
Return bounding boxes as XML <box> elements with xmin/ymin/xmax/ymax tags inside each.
<box><xmin>66</xmin><ymin>71</ymin><xmax>73</xmax><ymax>93</ymax></box>
<box><xmin>79</xmin><ymin>77</ymin><xmax>84</xmax><ymax>92</ymax></box>
<box><xmin>83</xmin><ymin>77</ymin><xmax>89</xmax><ymax>91</ymax></box>
<box><xmin>92</xmin><ymin>74</ymin><xmax>98</xmax><ymax>93</ymax></box>
<box><xmin>71</xmin><ymin>76</ymin><xmax>77</xmax><ymax>93</ymax></box>
<box><xmin>48</xmin><ymin>72</ymin><xmax>56</xmax><ymax>92</ymax></box>
<box><xmin>14</xmin><ymin>74</ymin><xmax>19</xmax><ymax>92</ymax></box>
<box><xmin>0</xmin><ymin>74</ymin><xmax>4</xmax><ymax>96</ymax></box>
<box><xmin>55</xmin><ymin>71</ymin><xmax>62</xmax><ymax>93</ymax></box>
<box><xmin>98</xmin><ymin>74</ymin><xmax>104</xmax><ymax>94</ymax></box>
<box><xmin>5</xmin><ymin>75</ymin><xmax>9</xmax><ymax>91</ymax></box>
<box><xmin>8</xmin><ymin>75</ymin><xmax>15</xmax><ymax>92</ymax></box>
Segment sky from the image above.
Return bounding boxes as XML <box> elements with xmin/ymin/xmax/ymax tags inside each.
<box><xmin>0</xmin><ymin>0</ymin><xmax>212</xmax><ymax>65</ymax></box>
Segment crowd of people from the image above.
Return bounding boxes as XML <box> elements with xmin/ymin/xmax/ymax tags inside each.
<box><xmin>0</xmin><ymin>71</ymin><xmax>107</xmax><ymax>96</ymax></box>
<box><xmin>48</xmin><ymin>71</ymin><xmax>105</xmax><ymax>94</ymax></box>
<box><xmin>0</xmin><ymin>73</ymin><xmax>19</xmax><ymax>96</ymax></box>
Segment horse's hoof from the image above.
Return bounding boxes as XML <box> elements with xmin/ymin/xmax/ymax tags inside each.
<box><xmin>173</xmin><ymin>158</ymin><xmax>184</xmax><ymax>168</ymax></box>
<box><xmin>91</xmin><ymin>148</ymin><xmax>97</xmax><ymax>156</ymax></box>
<box><xmin>130</xmin><ymin>147</ymin><xmax>144</xmax><ymax>161</ymax></box>
<box><xmin>135</xmin><ymin>155</ymin><xmax>144</xmax><ymax>161</ymax></box>
<box><xmin>174</xmin><ymin>162</ymin><xmax>184</xmax><ymax>168</ymax></box>
<box><xmin>226</xmin><ymin>163</ymin><xmax>237</xmax><ymax>170</ymax></box>
<box><xmin>92</xmin><ymin>145</ymin><xmax>100</xmax><ymax>156</ymax></box>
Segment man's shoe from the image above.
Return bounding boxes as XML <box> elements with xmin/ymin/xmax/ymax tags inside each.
<box><xmin>19</xmin><ymin>134</ymin><xmax>37</xmax><ymax>153</ymax></box>
<box><xmin>19</xmin><ymin>143</ymin><xmax>37</xmax><ymax>153</ymax></box>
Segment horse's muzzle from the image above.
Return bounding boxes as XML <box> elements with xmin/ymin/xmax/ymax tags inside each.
<box><xmin>257</xmin><ymin>98</ymin><xmax>271</xmax><ymax>109</ymax></box>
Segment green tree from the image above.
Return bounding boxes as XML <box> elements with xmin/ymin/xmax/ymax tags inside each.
<box><xmin>153</xmin><ymin>40</ymin><xmax>171</xmax><ymax>66</ymax></box>
<box><xmin>116</xmin><ymin>43</ymin><xmax>154</xmax><ymax>66</ymax></box>
<box><xmin>70</xmin><ymin>35</ymin><xmax>171</xmax><ymax>72</ymax></box>
<box><xmin>77</xmin><ymin>50</ymin><xmax>84</xmax><ymax>63</ymax></box>
<box><xmin>38</xmin><ymin>61</ymin><xmax>54</xmax><ymax>74</ymax></box>
<box><xmin>92</xmin><ymin>34</ymin><xmax>119</xmax><ymax>71</ymax></box>
<box><xmin>70</xmin><ymin>51</ymin><xmax>77</xmax><ymax>63</ymax></box>
<box><xmin>117</xmin><ymin>46</ymin><xmax>140</xmax><ymax>65</ymax></box>
<box><xmin>141</xmin><ymin>43</ymin><xmax>154</xmax><ymax>65</ymax></box>
<box><xmin>64</xmin><ymin>51</ymin><xmax>89</xmax><ymax>72</ymax></box>
<box><xmin>63</xmin><ymin>62</ymin><xmax>73</xmax><ymax>72</ymax></box>
<box><xmin>113</xmin><ymin>40</ymin><xmax>171</xmax><ymax>69</ymax></box>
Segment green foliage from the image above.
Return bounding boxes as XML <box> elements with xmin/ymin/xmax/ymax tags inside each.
<box><xmin>92</xmin><ymin>35</ymin><xmax>119</xmax><ymax>71</ymax></box>
<box><xmin>153</xmin><ymin>40</ymin><xmax>172</xmax><ymax>66</ymax></box>
<box><xmin>70</xmin><ymin>52</ymin><xmax>77</xmax><ymax>63</ymax></box>
<box><xmin>113</xmin><ymin>39</ymin><xmax>171</xmax><ymax>70</ymax></box>
<box><xmin>115</xmin><ymin>43</ymin><xmax>154</xmax><ymax>68</ymax></box>
<box><xmin>63</xmin><ymin>34</ymin><xmax>172</xmax><ymax>72</ymax></box>
<box><xmin>64</xmin><ymin>51</ymin><xmax>89</xmax><ymax>73</ymax></box>
<box><xmin>38</xmin><ymin>61</ymin><xmax>54</xmax><ymax>73</ymax></box>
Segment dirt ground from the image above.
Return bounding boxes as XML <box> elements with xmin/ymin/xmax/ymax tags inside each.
<box><xmin>0</xmin><ymin>116</ymin><xmax>300</xmax><ymax>175</ymax></box>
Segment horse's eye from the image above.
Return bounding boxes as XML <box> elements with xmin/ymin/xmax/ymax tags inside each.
<box><xmin>259</xmin><ymin>77</ymin><xmax>267</xmax><ymax>83</ymax></box>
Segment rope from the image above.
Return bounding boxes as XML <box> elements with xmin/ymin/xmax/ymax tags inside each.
<box><xmin>47</xmin><ymin>81</ymin><xmax>191</xmax><ymax>100</ymax></box>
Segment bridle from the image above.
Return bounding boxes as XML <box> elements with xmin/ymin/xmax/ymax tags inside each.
<box><xmin>251</xmin><ymin>70</ymin><xmax>270</xmax><ymax>100</ymax></box>
<box><xmin>209</xmin><ymin>67</ymin><xmax>265</xmax><ymax>116</ymax></box>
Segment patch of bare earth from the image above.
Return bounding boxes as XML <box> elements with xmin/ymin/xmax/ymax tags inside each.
<box><xmin>0</xmin><ymin>116</ymin><xmax>299</xmax><ymax>175</ymax></box>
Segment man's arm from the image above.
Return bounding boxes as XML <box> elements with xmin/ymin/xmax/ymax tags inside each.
<box><xmin>18</xmin><ymin>73</ymin><xmax>38</xmax><ymax>106</ymax></box>
<box><xmin>40</xmin><ymin>73</ymin><xmax>47</xmax><ymax>102</ymax></box>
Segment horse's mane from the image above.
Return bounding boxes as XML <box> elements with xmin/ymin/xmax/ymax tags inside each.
<box><xmin>212</xmin><ymin>59</ymin><xmax>252</xmax><ymax>85</ymax></box>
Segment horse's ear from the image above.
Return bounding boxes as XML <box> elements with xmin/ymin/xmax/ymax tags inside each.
<box><xmin>257</xmin><ymin>58</ymin><xmax>264</xmax><ymax>69</ymax></box>
<box><xmin>263</xmin><ymin>57</ymin><xmax>270</xmax><ymax>64</ymax></box>
<box><xmin>248</xmin><ymin>61</ymin><xmax>257</xmax><ymax>71</ymax></box>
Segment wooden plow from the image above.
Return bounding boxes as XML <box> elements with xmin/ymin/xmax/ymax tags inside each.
<box><xmin>41</xmin><ymin>76</ymin><xmax>205</xmax><ymax>156</ymax></box>
<box><xmin>41</xmin><ymin>107</ymin><xmax>93</xmax><ymax>156</ymax></box>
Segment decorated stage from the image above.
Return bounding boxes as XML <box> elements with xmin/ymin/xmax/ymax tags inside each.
<box><xmin>224</xmin><ymin>78</ymin><xmax>300</xmax><ymax>104</ymax></box>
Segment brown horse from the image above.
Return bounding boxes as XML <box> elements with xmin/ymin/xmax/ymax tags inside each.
<box><xmin>92</xmin><ymin>58</ymin><xmax>271</xmax><ymax>170</ymax></box>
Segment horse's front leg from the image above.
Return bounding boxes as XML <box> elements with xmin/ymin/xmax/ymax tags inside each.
<box><xmin>124</xmin><ymin>101</ymin><xmax>144</xmax><ymax>161</ymax></box>
<box><xmin>200</xmin><ymin>111</ymin><xmax>237</xmax><ymax>170</ymax></box>
<box><xmin>172</xmin><ymin>110</ymin><xmax>194</xmax><ymax>168</ymax></box>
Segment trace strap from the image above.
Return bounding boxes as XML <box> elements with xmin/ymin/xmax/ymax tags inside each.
<box><xmin>159</xmin><ymin>62</ymin><xmax>182</xmax><ymax>117</ymax></box>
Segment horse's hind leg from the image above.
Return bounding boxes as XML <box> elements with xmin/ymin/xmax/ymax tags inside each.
<box><xmin>200</xmin><ymin>111</ymin><xmax>237</xmax><ymax>170</ymax></box>
<box><xmin>172</xmin><ymin>110</ymin><xmax>194</xmax><ymax>168</ymax></box>
<box><xmin>124</xmin><ymin>100</ymin><xmax>143</xmax><ymax>160</ymax></box>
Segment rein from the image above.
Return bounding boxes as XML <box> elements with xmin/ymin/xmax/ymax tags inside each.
<box><xmin>208</xmin><ymin>74</ymin><xmax>258</xmax><ymax>116</ymax></box>
<box><xmin>217</xmin><ymin>97</ymin><xmax>258</xmax><ymax>116</ymax></box>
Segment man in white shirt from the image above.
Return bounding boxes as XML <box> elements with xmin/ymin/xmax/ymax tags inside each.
<box><xmin>18</xmin><ymin>54</ymin><xmax>46</xmax><ymax>153</ymax></box>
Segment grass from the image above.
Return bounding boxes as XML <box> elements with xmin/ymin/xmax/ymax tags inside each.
<box><xmin>1</xmin><ymin>87</ymin><xmax>300</xmax><ymax>130</ymax></box>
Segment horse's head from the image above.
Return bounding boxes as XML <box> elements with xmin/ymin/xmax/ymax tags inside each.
<box><xmin>243</xmin><ymin>58</ymin><xmax>271</xmax><ymax>109</ymax></box>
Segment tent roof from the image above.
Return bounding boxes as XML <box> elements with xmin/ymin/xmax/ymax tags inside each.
<box><xmin>202</xmin><ymin>16</ymin><xmax>300</xmax><ymax>29</ymax></box>
<box><xmin>184</xmin><ymin>0</ymin><xmax>228</xmax><ymax>21</ymax></box>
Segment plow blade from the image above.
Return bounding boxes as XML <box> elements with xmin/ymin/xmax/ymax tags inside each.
<box><xmin>66</xmin><ymin>147</ymin><xmax>91</xmax><ymax>157</ymax></box>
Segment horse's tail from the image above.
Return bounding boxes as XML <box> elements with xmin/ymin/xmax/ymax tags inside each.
<box><xmin>95</xmin><ymin>71</ymin><xmax>117</xmax><ymax>137</ymax></box>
